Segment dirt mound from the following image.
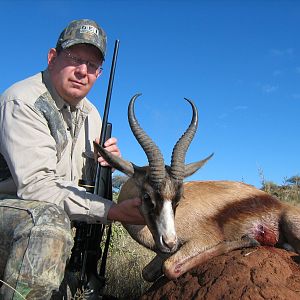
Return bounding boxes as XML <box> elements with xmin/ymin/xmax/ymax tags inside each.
<box><xmin>140</xmin><ymin>247</ymin><xmax>300</xmax><ymax>300</ymax></box>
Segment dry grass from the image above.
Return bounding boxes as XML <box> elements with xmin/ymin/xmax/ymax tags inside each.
<box><xmin>259</xmin><ymin>170</ymin><xmax>300</xmax><ymax>205</ymax></box>
<box><xmin>103</xmin><ymin>223</ymin><xmax>154</xmax><ymax>300</ymax></box>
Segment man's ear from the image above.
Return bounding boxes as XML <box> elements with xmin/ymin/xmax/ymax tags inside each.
<box><xmin>48</xmin><ymin>48</ymin><xmax>58</xmax><ymax>69</ymax></box>
<box><xmin>96</xmin><ymin>65</ymin><xmax>103</xmax><ymax>79</ymax></box>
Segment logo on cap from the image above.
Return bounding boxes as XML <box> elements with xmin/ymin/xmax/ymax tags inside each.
<box><xmin>79</xmin><ymin>25</ymin><xmax>99</xmax><ymax>36</ymax></box>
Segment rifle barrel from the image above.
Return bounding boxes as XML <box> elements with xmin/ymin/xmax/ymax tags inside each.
<box><xmin>94</xmin><ymin>39</ymin><xmax>120</xmax><ymax>196</ymax></box>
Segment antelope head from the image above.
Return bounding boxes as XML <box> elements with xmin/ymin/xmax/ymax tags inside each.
<box><xmin>94</xmin><ymin>94</ymin><xmax>213</xmax><ymax>253</ymax></box>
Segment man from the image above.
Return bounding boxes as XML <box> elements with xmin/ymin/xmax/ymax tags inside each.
<box><xmin>0</xmin><ymin>19</ymin><xmax>144</xmax><ymax>299</ymax></box>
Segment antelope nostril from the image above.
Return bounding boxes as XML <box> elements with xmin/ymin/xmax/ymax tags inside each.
<box><xmin>162</xmin><ymin>234</ymin><xmax>178</xmax><ymax>250</ymax></box>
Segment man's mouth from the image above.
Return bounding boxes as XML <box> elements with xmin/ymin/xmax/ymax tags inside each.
<box><xmin>70</xmin><ymin>80</ymin><xmax>86</xmax><ymax>87</ymax></box>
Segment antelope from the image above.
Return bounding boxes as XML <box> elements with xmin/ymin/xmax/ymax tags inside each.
<box><xmin>94</xmin><ymin>94</ymin><xmax>300</xmax><ymax>282</ymax></box>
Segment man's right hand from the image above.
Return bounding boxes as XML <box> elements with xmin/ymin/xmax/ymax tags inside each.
<box><xmin>107</xmin><ymin>198</ymin><xmax>146</xmax><ymax>225</ymax></box>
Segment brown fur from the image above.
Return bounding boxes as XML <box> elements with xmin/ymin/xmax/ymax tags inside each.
<box><xmin>118</xmin><ymin>179</ymin><xmax>300</xmax><ymax>281</ymax></box>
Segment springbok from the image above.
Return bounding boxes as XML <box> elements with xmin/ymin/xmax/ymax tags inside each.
<box><xmin>94</xmin><ymin>94</ymin><xmax>300</xmax><ymax>282</ymax></box>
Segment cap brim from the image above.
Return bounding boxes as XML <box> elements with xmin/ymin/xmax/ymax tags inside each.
<box><xmin>61</xmin><ymin>39</ymin><xmax>105</xmax><ymax>60</ymax></box>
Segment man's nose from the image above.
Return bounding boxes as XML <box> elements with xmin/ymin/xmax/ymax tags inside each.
<box><xmin>75</xmin><ymin>63</ymin><xmax>88</xmax><ymax>75</ymax></box>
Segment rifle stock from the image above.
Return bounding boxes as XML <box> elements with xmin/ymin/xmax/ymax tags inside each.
<box><xmin>66</xmin><ymin>40</ymin><xmax>120</xmax><ymax>299</ymax></box>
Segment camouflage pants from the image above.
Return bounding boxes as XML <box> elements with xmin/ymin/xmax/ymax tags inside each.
<box><xmin>0</xmin><ymin>196</ymin><xmax>74</xmax><ymax>300</ymax></box>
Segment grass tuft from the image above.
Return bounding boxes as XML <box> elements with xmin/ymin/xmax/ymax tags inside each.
<box><xmin>103</xmin><ymin>222</ymin><xmax>154</xmax><ymax>299</ymax></box>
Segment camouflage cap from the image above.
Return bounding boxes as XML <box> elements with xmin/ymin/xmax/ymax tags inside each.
<box><xmin>56</xmin><ymin>19</ymin><xmax>107</xmax><ymax>60</ymax></box>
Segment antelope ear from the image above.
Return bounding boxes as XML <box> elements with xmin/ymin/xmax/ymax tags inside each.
<box><xmin>184</xmin><ymin>153</ymin><xmax>214</xmax><ymax>178</ymax></box>
<box><xmin>93</xmin><ymin>141</ymin><xmax>135</xmax><ymax>176</ymax></box>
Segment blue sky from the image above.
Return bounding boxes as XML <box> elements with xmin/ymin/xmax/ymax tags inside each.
<box><xmin>1</xmin><ymin>0</ymin><xmax>299</xmax><ymax>188</ymax></box>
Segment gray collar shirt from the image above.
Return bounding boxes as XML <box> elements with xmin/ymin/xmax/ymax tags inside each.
<box><xmin>0</xmin><ymin>70</ymin><xmax>113</xmax><ymax>224</ymax></box>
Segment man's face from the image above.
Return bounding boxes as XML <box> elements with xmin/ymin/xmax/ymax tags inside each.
<box><xmin>48</xmin><ymin>44</ymin><xmax>103</xmax><ymax>106</ymax></box>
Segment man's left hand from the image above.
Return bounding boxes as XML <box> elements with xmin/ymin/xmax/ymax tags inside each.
<box><xmin>94</xmin><ymin>137</ymin><xmax>121</xmax><ymax>167</ymax></box>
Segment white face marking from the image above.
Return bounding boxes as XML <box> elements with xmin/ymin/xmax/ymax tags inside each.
<box><xmin>158</xmin><ymin>200</ymin><xmax>174</xmax><ymax>229</ymax></box>
<box><xmin>156</xmin><ymin>200</ymin><xmax>177</xmax><ymax>249</ymax></box>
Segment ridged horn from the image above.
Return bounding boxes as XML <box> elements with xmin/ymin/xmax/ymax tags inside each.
<box><xmin>128</xmin><ymin>94</ymin><xmax>166</xmax><ymax>186</ymax></box>
<box><xmin>170</xmin><ymin>98</ymin><xmax>198</xmax><ymax>181</ymax></box>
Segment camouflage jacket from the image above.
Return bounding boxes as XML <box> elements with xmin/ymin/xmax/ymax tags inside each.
<box><xmin>0</xmin><ymin>70</ymin><xmax>113</xmax><ymax>224</ymax></box>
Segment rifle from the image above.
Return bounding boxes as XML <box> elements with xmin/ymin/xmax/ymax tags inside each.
<box><xmin>66</xmin><ymin>40</ymin><xmax>120</xmax><ymax>299</ymax></box>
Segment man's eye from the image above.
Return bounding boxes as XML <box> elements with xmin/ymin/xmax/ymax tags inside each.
<box><xmin>88</xmin><ymin>62</ymin><xmax>98</xmax><ymax>72</ymax></box>
<box><xmin>72</xmin><ymin>57</ymin><xmax>84</xmax><ymax>67</ymax></box>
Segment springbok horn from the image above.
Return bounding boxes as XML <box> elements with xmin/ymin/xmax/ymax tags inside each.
<box><xmin>170</xmin><ymin>98</ymin><xmax>198</xmax><ymax>181</ymax></box>
<box><xmin>128</xmin><ymin>94</ymin><xmax>166</xmax><ymax>187</ymax></box>
<box><xmin>93</xmin><ymin>141</ymin><xmax>135</xmax><ymax>176</ymax></box>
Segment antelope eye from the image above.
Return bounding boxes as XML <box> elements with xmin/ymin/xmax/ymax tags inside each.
<box><xmin>143</xmin><ymin>193</ymin><xmax>150</xmax><ymax>201</ymax></box>
<box><xmin>143</xmin><ymin>193</ymin><xmax>155</xmax><ymax>210</ymax></box>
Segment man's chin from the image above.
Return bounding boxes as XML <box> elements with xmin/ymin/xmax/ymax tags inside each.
<box><xmin>64</xmin><ymin>92</ymin><xmax>87</xmax><ymax>105</ymax></box>
<box><xmin>68</xmin><ymin>86</ymin><xmax>89</xmax><ymax>99</ymax></box>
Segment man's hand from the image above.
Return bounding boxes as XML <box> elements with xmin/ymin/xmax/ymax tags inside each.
<box><xmin>107</xmin><ymin>198</ymin><xmax>146</xmax><ymax>225</ymax></box>
<box><xmin>94</xmin><ymin>137</ymin><xmax>121</xmax><ymax>167</ymax></box>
